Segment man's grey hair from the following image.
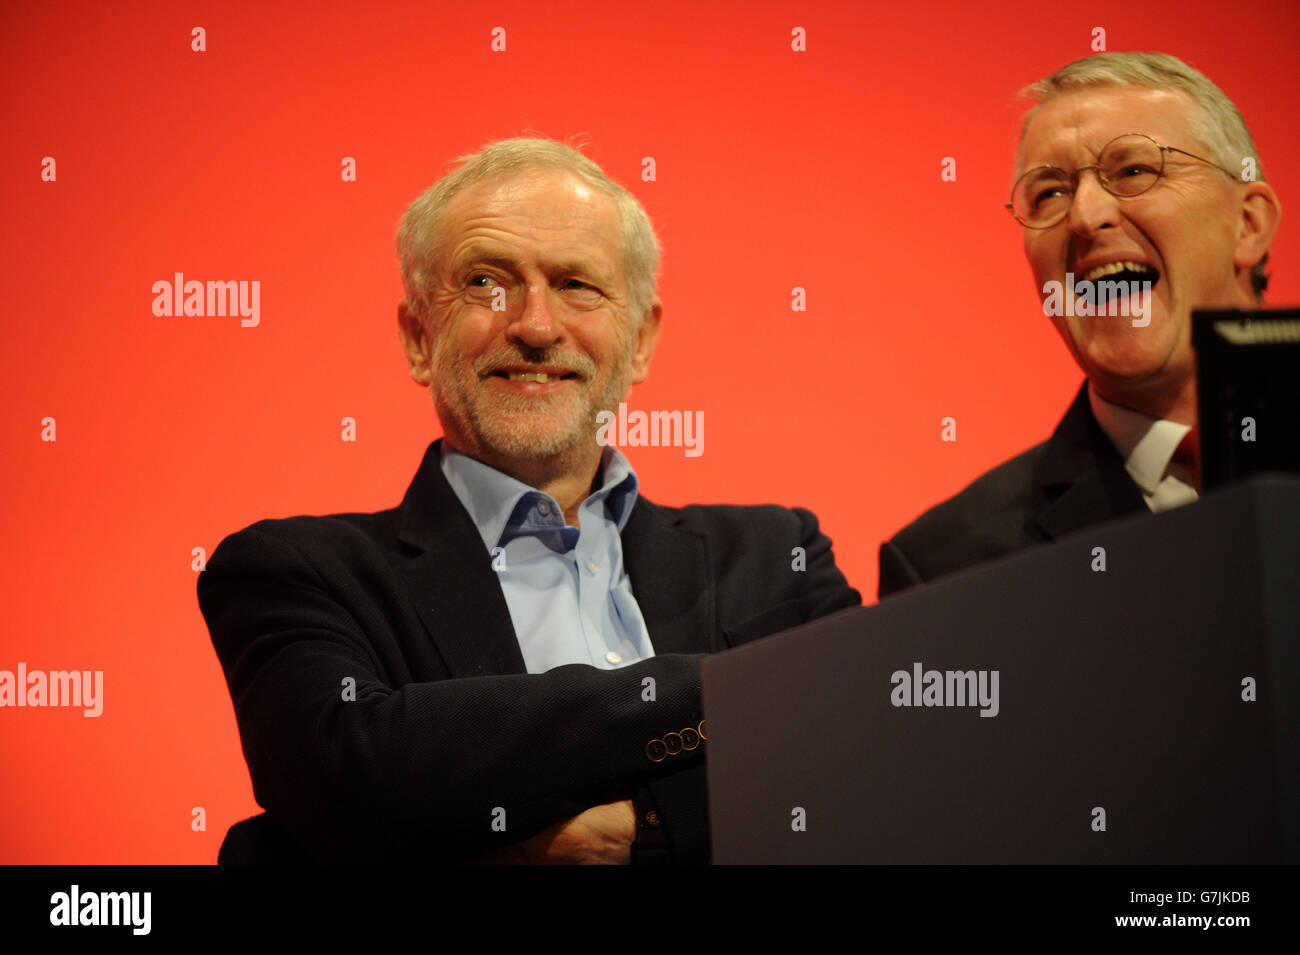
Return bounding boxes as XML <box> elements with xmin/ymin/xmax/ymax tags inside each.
<box><xmin>396</xmin><ymin>137</ymin><xmax>661</xmax><ymax>326</ymax></box>
<box><xmin>1019</xmin><ymin>51</ymin><xmax>1270</xmax><ymax>300</ymax></box>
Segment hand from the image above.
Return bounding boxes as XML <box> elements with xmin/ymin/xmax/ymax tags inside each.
<box><xmin>478</xmin><ymin>798</ymin><xmax>637</xmax><ymax>865</ymax></box>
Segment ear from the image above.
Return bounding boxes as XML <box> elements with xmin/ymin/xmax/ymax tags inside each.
<box><xmin>397</xmin><ymin>298</ymin><xmax>434</xmax><ymax>387</ymax></box>
<box><xmin>629</xmin><ymin>296</ymin><xmax>663</xmax><ymax>385</ymax></box>
<box><xmin>1233</xmin><ymin>180</ymin><xmax>1282</xmax><ymax>273</ymax></box>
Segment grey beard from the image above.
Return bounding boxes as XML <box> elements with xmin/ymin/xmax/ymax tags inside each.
<box><xmin>451</xmin><ymin>365</ymin><xmax>633</xmax><ymax>461</ymax></box>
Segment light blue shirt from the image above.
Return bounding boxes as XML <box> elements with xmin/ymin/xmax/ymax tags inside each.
<box><xmin>439</xmin><ymin>443</ymin><xmax>655</xmax><ymax>674</ymax></box>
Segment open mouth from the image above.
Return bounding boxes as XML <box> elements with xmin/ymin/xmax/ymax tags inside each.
<box><xmin>1080</xmin><ymin>261</ymin><xmax>1161</xmax><ymax>290</ymax></box>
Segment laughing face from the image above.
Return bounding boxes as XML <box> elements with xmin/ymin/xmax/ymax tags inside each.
<box><xmin>399</xmin><ymin>168</ymin><xmax>661</xmax><ymax>471</ymax></box>
<box><xmin>1017</xmin><ymin>86</ymin><xmax>1272</xmax><ymax>404</ymax></box>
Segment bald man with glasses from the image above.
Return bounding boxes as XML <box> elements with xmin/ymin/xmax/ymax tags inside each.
<box><xmin>878</xmin><ymin>51</ymin><xmax>1281</xmax><ymax>597</ymax></box>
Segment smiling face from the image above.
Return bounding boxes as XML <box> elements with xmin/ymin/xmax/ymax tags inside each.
<box><xmin>398</xmin><ymin>168</ymin><xmax>661</xmax><ymax>473</ymax></box>
<box><xmin>1017</xmin><ymin>86</ymin><xmax>1268</xmax><ymax>408</ymax></box>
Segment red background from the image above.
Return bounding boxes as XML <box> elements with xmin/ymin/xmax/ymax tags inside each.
<box><xmin>2</xmin><ymin>0</ymin><xmax>1296</xmax><ymax>862</ymax></box>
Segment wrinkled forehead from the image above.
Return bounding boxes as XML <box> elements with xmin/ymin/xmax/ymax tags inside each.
<box><xmin>1014</xmin><ymin>86</ymin><xmax>1203</xmax><ymax>175</ymax></box>
<box><xmin>446</xmin><ymin>170</ymin><xmax>615</xmax><ymax>230</ymax></box>
<box><xmin>436</xmin><ymin>169</ymin><xmax>625</xmax><ymax>270</ymax></box>
<box><xmin>455</xmin><ymin>167</ymin><xmax>599</xmax><ymax>207</ymax></box>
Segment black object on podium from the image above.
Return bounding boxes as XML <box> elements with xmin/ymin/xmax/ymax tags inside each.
<box><xmin>703</xmin><ymin>475</ymin><xmax>1299</xmax><ymax>863</ymax></box>
<box><xmin>1194</xmin><ymin>308</ymin><xmax>1300</xmax><ymax>490</ymax></box>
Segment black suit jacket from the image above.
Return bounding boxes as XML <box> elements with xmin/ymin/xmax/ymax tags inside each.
<box><xmin>878</xmin><ymin>383</ymin><xmax>1149</xmax><ymax>597</ymax></box>
<box><xmin>199</xmin><ymin>439</ymin><xmax>860</xmax><ymax>863</ymax></box>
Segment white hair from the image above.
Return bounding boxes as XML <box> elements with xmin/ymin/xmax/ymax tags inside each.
<box><xmin>396</xmin><ymin>137</ymin><xmax>661</xmax><ymax>325</ymax></box>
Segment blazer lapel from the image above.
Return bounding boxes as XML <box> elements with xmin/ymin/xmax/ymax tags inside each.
<box><xmin>394</xmin><ymin>440</ymin><xmax>527</xmax><ymax>678</ymax></box>
<box><xmin>621</xmin><ymin>499</ymin><xmax>716</xmax><ymax>655</ymax></box>
<box><xmin>1031</xmin><ymin>383</ymin><xmax>1149</xmax><ymax>541</ymax></box>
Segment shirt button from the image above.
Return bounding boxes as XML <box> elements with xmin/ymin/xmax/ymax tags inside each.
<box><xmin>586</xmin><ymin>559</ymin><xmax>599</xmax><ymax>574</ymax></box>
<box><xmin>536</xmin><ymin>501</ymin><xmax>551</xmax><ymax>516</ymax></box>
<box><xmin>605</xmin><ymin>651</ymin><xmax>622</xmax><ymax>665</ymax></box>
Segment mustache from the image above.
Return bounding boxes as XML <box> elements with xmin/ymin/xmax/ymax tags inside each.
<box><xmin>476</xmin><ymin>346</ymin><xmax>598</xmax><ymax>379</ymax></box>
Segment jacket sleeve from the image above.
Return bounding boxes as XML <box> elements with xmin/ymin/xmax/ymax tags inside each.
<box><xmin>198</xmin><ymin>524</ymin><xmax>706</xmax><ymax>862</ymax></box>
<box><xmin>796</xmin><ymin>505</ymin><xmax>864</xmax><ymax>615</ymax></box>
<box><xmin>644</xmin><ymin>505</ymin><xmax>862</xmax><ymax>863</ymax></box>
<box><xmin>877</xmin><ymin>537</ymin><xmax>926</xmax><ymax>599</ymax></box>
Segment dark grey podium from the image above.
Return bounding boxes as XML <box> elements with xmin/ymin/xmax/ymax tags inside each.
<box><xmin>703</xmin><ymin>475</ymin><xmax>1299</xmax><ymax>863</ymax></box>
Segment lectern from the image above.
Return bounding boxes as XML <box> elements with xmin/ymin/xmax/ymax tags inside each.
<box><xmin>703</xmin><ymin>475</ymin><xmax>1299</xmax><ymax>863</ymax></box>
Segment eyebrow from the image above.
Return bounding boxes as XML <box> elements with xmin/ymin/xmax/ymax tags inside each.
<box><xmin>448</xmin><ymin>241</ymin><xmax>510</xmax><ymax>265</ymax></box>
<box><xmin>453</xmin><ymin>250</ymin><xmax>517</xmax><ymax>272</ymax></box>
<box><xmin>452</xmin><ymin>245</ymin><xmax>614</xmax><ymax>283</ymax></box>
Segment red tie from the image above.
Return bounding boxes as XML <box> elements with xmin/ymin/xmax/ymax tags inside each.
<box><xmin>1173</xmin><ymin>427</ymin><xmax>1199</xmax><ymax>488</ymax></box>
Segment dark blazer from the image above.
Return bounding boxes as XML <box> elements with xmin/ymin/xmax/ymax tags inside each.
<box><xmin>199</xmin><ymin>439</ymin><xmax>860</xmax><ymax>863</ymax></box>
<box><xmin>878</xmin><ymin>383</ymin><xmax>1149</xmax><ymax>598</ymax></box>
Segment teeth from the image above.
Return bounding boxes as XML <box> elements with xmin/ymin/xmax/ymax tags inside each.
<box><xmin>1082</xmin><ymin>261</ymin><xmax>1155</xmax><ymax>283</ymax></box>
<box><xmin>508</xmin><ymin>372</ymin><xmax>553</xmax><ymax>383</ymax></box>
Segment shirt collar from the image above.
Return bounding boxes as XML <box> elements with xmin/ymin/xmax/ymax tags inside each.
<box><xmin>439</xmin><ymin>442</ymin><xmax>640</xmax><ymax>552</ymax></box>
<box><xmin>1087</xmin><ymin>383</ymin><xmax>1192</xmax><ymax>494</ymax></box>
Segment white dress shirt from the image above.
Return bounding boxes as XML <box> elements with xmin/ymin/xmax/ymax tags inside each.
<box><xmin>1088</xmin><ymin>384</ymin><xmax>1199</xmax><ymax>514</ymax></box>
